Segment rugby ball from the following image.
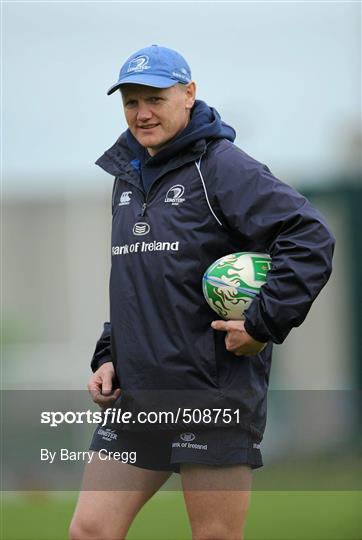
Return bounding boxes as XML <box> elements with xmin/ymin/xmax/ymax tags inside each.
<box><xmin>202</xmin><ymin>252</ymin><xmax>272</xmax><ymax>320</ymax></box>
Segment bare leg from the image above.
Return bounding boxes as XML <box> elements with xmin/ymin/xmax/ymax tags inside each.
<box><xmin>181</xmin><ymin>463</ymin><xmax>252</xmax><ymax>540</ymax></box>
<box><xmin>69</xmin><ymin>453</ymin><xmax>172</xmax><ymax>539</ymax></box>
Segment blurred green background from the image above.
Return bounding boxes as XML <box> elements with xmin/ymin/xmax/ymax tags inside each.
<box><xmin>2</xmin><ymin>490</ymin><xmax>361</xmax><ymax>540</ymax></box>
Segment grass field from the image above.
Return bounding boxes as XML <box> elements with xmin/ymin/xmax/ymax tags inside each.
<box><xmin>1</xmin><ymin>490</ymin><xmax>361</xmax><ymax>540</ymax></box>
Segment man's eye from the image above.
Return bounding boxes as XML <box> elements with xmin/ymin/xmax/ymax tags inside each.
<box><xmin>125</xmin><ymin>100</ymin><xmax>137</xmax><ymax>108</ymax></box>
<box><xmin>149</xmin><ymin>97</ymin><xmax>162</xmax><ymax>103</ymax></box>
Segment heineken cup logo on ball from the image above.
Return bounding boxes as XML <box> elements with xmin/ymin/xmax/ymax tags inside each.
<box><xmin>202</xmin><ymin>252</ymin><xmax>272</xmax><ymax>320</ymax></box>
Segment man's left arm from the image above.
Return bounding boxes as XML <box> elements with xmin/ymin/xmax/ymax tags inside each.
<box><xmin>210</xmin><ymin>155</ymin><xmax>336</xmax><ymax>349</ymax></box>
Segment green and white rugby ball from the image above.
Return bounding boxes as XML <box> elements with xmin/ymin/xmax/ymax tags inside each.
<box><xmin>202</xmin><ymin>252</ymin><xmax>272</xmax><ymax>320</ymax></box>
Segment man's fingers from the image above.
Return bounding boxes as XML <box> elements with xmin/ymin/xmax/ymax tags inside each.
<box><xmin>87</xmin><ymin>363</ymin><xmax>120</xmax><ymax>407</ymax></box>
<box><xmin>211</xmin><ymin>320</ymin><xmax>230</xmax><ymax>332</ymax></box>
<box><xmin>88</xmin><ymin>383</ymin><xmax>101</xmax><ymax>403</ymax></box>
<box><xmin>98</xmin><ymin>388</ymin><xmax>121</xmax><ymax>407</ymax></box>
<box><xmin>87</xmin><ymin>376</ymin><xmax>115</xmax><ymax>402</ymax></box>
<box><xmin>89</xmin><ymin>387</ymin><xmax>121</xmax><ymax>407</ymax></box>
<box><xmin>101</xmin><ymin>372</ymin><xmax>114</xmax><ymax>396</ymax></box>
<box><xmin>97</xmin><ymin>391</ymin><xmax>120</xmax><ymax>407</ymax></box>
<box><xmin>111</xmin><ymin>388</ymin><xmax>121</xmax><ymax>400</ymax></box>
<box><xmin>88</xmin><ymin>390</ymin><xmax>99</xmax><ymax>403</ymax></box>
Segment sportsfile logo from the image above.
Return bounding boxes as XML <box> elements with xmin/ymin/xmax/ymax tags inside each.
<box><xmin>133</xmin><ymin>222</ymin><xmax>150</xmax><ymax>235</ymax></box>
<box><xmin>127</xmin><ymin>55</ymin><xmax>151</xmax><ymax>73</ymax></box>
<box><xmin>165</xmin><ymin>185</ymin><xmax>185</xmax><ymax>205</ymax></box>
<box><xmin>119</xmin><ymin>191</ymin><xmax>132</xmax><ymax>206</ymax></box>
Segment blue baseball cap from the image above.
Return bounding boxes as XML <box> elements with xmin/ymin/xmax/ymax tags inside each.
<box><xmin>107</xmin><ymin>44</ymin><xmax>192</xmax><ymax>95</ymax></box>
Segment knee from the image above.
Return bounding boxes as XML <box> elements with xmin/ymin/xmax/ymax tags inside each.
<box><xmin>69</xmin><ymin>517</ymin><xmax>85</xmax><ymax>540</ymax></box>
<box><xmin>69</xmin><ymin>516</ymin><xmax>115</xmax><ymax>540</ymax></box>
<box><xmin>69</xmin><ymin>517</ymin><xmax>93</xmax><ymax>540</ymax></box>
<box><xmin>192</xmin><ymin>521</ymin><xmax>243</xmax><ymax>540</ymax></box>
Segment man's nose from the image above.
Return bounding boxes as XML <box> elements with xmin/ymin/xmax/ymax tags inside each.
<box><xmin>137</xmin><ymin>104</ymin><xmax>153</xmax><ymax>122</ymax></box>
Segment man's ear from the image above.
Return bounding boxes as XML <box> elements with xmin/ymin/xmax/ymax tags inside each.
<box><xmin>185</xmin><ymin>81</ymin><xmax>196</xmax><ymax>110</ymax></box>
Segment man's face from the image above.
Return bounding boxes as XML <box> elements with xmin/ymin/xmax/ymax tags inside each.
<box><xmin>121</xmin><ymin>82</ymin><xmax>196</xmax><ymax>156</ymax></box>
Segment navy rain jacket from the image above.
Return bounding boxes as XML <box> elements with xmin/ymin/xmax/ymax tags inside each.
<box><xmin>91</xmin><ymin>100</ymin><xmax>335</xmax><ymax>439</ymax></box>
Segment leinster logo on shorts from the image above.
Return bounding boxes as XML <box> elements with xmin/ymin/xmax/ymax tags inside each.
<box><xmin>97</xmin><ymin>428</ymin><xmax>118</xmax><ymax>442</ymax></box>
<box><xmin>165</xmin><ymin>185</ymin><xmax>185</xmax><ymax>206</ymax></box>
<box><xmin>180</xmin><ymin>432</ymin><xmax>195</xmax><ymax>442</ymax></box>
<box><xmin>133</xmin><ymin>222</ymin><xmax>150</xmax><ymax>236</ymax></box>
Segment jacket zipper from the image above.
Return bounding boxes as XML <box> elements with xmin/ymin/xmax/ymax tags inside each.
<box><xmin>139</xmin><ymin>179</ymin><xmax>163</xmax><ymax>217</ymax></box>
<box><xmin>137</xmin><ymin>181</ymin><xmax>160</xmax><ymax>218</ymax></box>
<box><xmin>127</xmin><ymin>149</ymin><xmax>207</xmax><ymax>218</ymax></box>
<box><xmin>140</xmin><ymin>202</ymin><xmax>147</xmax><ymax>217</ymax></box>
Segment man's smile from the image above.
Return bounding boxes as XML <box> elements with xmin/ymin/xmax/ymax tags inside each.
<box><xmin>138</xmin><ymin>124</ymin><xmax>160</xmax><ymax>130</ymax></box>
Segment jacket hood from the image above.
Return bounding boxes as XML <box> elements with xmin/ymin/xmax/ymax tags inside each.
<box><xmin>95</xmin><ymin>100</ymin><xmax>236</xmax><ymax>192</ymax></box>
<box><xmin>126</xmin><ymin>99</ymin><xmax>236</xmax><ymax>166</ymax></box>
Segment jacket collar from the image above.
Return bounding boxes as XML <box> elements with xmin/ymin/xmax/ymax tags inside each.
<box><xmin>95</xmin><ymin>132</ymin><xmax>207</xmax><ymax>191</ymax></box>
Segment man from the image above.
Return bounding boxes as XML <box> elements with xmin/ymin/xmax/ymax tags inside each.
<box><xmin>70</xmin><ymin>45</ymin><xmax>335</xmax><ymax>539</ymax></box>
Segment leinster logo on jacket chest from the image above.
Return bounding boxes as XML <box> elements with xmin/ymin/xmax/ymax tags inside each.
<box><xmin>165</xmin><ymin>185</ymin><xmax>185</xmax><ymax>206</ymax></box>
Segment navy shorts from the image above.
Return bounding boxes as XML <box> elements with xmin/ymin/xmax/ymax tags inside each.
<box><xmin>89</xmin><ymin>424</ymin><xmax>263</xmax><ymax>472</ymax></box>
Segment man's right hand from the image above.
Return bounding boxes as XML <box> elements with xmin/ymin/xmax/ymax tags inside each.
<box><xmin>87</xmin><ymin>362</ymin><xmax>121</xmax><ymax>408</ymax></box>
